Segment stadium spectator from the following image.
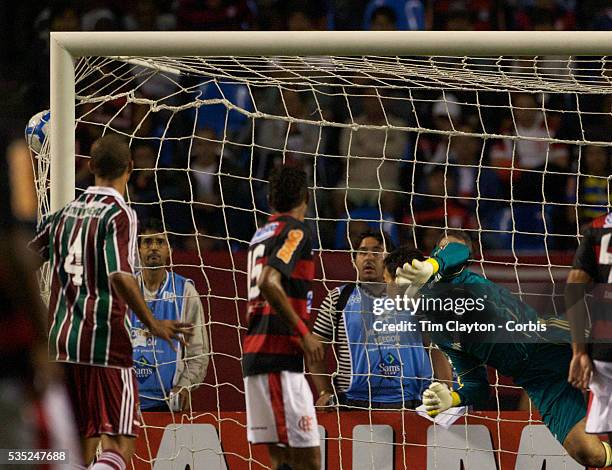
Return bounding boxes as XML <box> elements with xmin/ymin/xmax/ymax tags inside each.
<box><xmin>335</xmin><ymin>86</ymin><xmax>408</xmax><ymax>215</ymax></box>
<box><xmin>128</xmin><ymin>143</ymin><xmax>159</xmax><ymax>222</ymax></box>
<box><xmin>123</xmin><ymin>0</ymin><xmax>177</xmax><ymax>31</ymax></box>
<box><xmin>81</xmin><ymin>4</ymin><xmax>118</xmax><ymax>31</ymax></box>
<box><xmin>333</xmin><ymin>207</ymin><xmax>400</xmax><ymax>250</ymax></box>
<box><xmin>190</xmin><ymin>127</ymin><xmax>223</xmax><ymax>242</ymax></box>
<box><xmin>369</xmin><ymin>5</ymin><xmax>398</xmax><ymax>30</ymax></box>
<box><xmin>417</xmin><ymin>93</ymin><xmax>463</xmax><ymax>165</ymax></box>
<box><xmin>567</xmin><ymin>144</ymin><xmax>611</xmax><ymax>226</ymax></box>
<box><xmin>177</xmin><ymin>0</ymin><xmax>256</xmax><ymax>30</ymax></box>
<box><xmin>284</xmin><ymin>0</ymin><xmax>329</xmax><ymax>30</ymax></box>
<box><xmin>255</xmin><ymin>89</ymin><xmax>322</xmax><ymax>184</ymax></box>
<box><xmin>405</xmin><ymin>166</ymin><xmax>471</xmax><ymax>230</ymax></box>
<box><xmin>131</xmin><ymin>220</ymin><xmax>209</xmax><ymax>412</ymax></box>
<box><xmin>490</xmin><ymin>93</ymin><xmax>569</xmax><ymax>196</ymax></box>
<box><xmin>364</xmin><ymin>0</ymin><xmax>425</xmax><ymax>31</ymax></box>
<box><xmin>511</xmin><ymin>2</ymin><xmax>576</xmax><ymax>31</ymax></box>
<box><xmin>186</xmin><ymin>127</ymin><xmax>255</xmax><ymax>250</ymax></box>
<box><xmin>311</xmin><ymin>232</ymin><xmax>450</xmax><ymax>409</ymax></box>
<box><xmin>427</xmin><ymin>0</ymin><xmax>504</xmax><ymax>31</ymax></box>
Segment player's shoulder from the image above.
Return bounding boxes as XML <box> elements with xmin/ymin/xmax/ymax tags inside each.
<box><xmin>277</xmin><ymin>215</ymin><xmax>311</xmax><ymax>239</ymax></box>
<box><xmin>588</xmin><ymin>212</ymin><xmax>612</xmax><ymax>231</ymax></box>
<box><xmin>172</xmin><ymin>271</ymin><xmax>195</xmax><ymax>286</ymax></box>
<box><xmin>579</xmin><ymin>212</ymin><xmax>612</xmax><ymax>240</ymax></box>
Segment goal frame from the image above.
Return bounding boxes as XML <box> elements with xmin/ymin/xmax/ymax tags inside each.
<box><xmin>49</xmin><ymin>30</ymin><xmax>612</xmax><ymax>211</ymax></box>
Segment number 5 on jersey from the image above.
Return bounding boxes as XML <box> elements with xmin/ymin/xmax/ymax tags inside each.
<box><xmin>64</xmin><ymin>227</ymin><xmax>84</xmax><ymax>286</ymax></box>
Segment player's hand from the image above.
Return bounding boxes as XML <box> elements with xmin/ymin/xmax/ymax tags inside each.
<box><xmin>169</xmin><ymin>386</ymin><xmax>190</xmax><ymax>411</ymax></box>
<box><xmin>422</xmin><ymin>382</ymin><xmax>456</xmax><ymax>417</ymax></box>
<box><xmin>301</xmin><ymin>333</ymin><xmax>325</xmax><ymax>365</ymax></box>
<box><xmin>149</xmin><ymin>319</ymin><xmax>193</xmax><ymax>351</ymax></box>
<box><xmin>568</xmin><ymin>352</ymin><xmax>593</xmax><ymax>391</ymax></box>
<box><xmin>396</xmin><ymin>259</ymin><xmax>436</xmax><ymax>286</ymax></box>
<box><xmin>315</xmin><ymin>390</ymin><xmax>335</xmax><ymax>411</ymax></box>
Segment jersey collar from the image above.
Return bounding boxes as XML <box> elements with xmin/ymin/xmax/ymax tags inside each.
<box><xmin>268</xmin><ymin>212</ymin><xmax>297</xmax><ymax>222</ymax></box>
<box><xmin>85</xmin><ymin>185</ymin><xmax>125</xmax><ymax>201</ymax></box>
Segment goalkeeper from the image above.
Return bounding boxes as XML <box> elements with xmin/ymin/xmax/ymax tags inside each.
<box><xmin>396</xmin><ymin>231</ymin><xmax>612</xmax><ymax>468</ymax></box>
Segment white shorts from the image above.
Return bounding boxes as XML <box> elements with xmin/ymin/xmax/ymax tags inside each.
<box><xmin>244</xmin><ymin>371</ymin><xmax>319</xmax><ymax>448</ymax></box>
<box><xmin>586</xmin><ymin>360</ymin><xmax>612</xmax><ymax>434</ymax></box>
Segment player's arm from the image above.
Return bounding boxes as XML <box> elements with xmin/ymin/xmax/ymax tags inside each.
<box><xmin>422</xmin><ymin>345</ymin><xmax>489</xmax><ymax>417</ymax></box>
<box><xmin>27</xmin><ymin>213</ymin><xmax>53</xmax><ymax>269</ymax></box>
<box><xmin>566</xmin><ymin>226</ymin><xmax>596</xmax><ymax>390</ymax></box>
<box><xmin>309</xmin><ymin>288</ymin><xmax>341</xmax><ymax>407</ymax></box>
<box><xmin>422</xmin><ymin>333</ymin><xmax>453</xmax><ymax>386</ymax></box>
<box><xmin>258</xmin><ymin>265</ymin><xmax>324</xmax><ymax>364</ymax></box>
<box><xmin>110</xmin><ymin>273</ymin><xmax>191</xmax><ymax>348</ymax></box>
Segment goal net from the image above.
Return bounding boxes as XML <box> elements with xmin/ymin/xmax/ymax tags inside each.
<box><xmin>37</xmin><ymin>32</ymin><xmax>612</xmax><ymax>469</ymax></box>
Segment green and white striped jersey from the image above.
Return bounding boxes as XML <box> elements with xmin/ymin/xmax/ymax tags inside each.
<box><xmin>30</xmin><ymin>186</ymin><xmax>138</xmax><ymax>368</ymax></box>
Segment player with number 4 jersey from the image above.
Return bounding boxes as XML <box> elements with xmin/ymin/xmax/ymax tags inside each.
<box><xmin>243</xmin><ymin>166</ymin><xmax>324</xmax><ymax>470</ymax></box>
<box><xmin>29</xmin><ymin>135</ymin><xmax>192</xmax><ymax>470</ymax></box>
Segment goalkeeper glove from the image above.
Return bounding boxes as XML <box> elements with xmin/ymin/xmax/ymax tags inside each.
<box><xmin>396</xmin><ymin>258</ymin><xmax>439</xmax><ymax>286</ymax></box>
<box><xmin>422</xmin><ymin>382</ymin><xmax>461</xmax><ymax>417</ymax></box>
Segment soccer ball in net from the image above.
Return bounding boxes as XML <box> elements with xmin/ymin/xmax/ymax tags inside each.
<box><xmin>25</xmin><ymin>110</ymin><xmax>50</xmax><ymax>154</ymax></box>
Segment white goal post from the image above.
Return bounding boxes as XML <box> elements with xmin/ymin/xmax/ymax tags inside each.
<box><xmin>49</xmin><ymin>30</ymin><xmax>612</xmax><ymax>211</ymax></box>
<box><xmin>44</xmin><ymin>30</ymin><xmax>612</xmax><ymax>469</ymax></box>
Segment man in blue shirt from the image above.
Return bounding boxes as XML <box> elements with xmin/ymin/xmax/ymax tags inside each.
<box><xmin>310</xmin><ymin>231</ymin><xmax>450</xmax><ymax>409</ymax></box>
<box><xmin>131</xmin><ymin>221</ymin><xmax>209</xmax><ymax>412</ymax></box>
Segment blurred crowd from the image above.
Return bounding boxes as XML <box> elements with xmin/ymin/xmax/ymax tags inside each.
<box><xmin>1</xmin><ymin>0</ymin><xmax>611</xmax><ymax>254</ymax></box>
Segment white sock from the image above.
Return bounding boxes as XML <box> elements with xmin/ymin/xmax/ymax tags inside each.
<box><xmin>89</xmin><ymin>450</ymin><xmax>126</xmax><ymax>470</ymax></box>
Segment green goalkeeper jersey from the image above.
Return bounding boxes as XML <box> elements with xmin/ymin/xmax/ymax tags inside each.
<box><xmin>423</xmin><ymin>242</ymin><xmax>571</xmax><ymax>407</ymax></box>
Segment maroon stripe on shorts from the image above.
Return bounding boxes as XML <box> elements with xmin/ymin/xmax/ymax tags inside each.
<box><xmin>268</xmin><ymin>372</ymin><xmax>288</xmax><ymax>445</ymax></box>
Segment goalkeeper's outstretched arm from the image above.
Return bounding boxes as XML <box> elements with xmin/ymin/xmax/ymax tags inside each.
<box><xmin>423</xmin><ymin>345</ymin><xmax>489</xmax><ymax>416</ymax></box>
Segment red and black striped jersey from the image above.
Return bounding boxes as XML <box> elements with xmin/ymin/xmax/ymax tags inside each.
<box><xmin>242</xmin><ymin>214</ymin><xmax>314</xmax><ymax>377</ymax></box>
<box><xmin>572</xmin><ymin>212</ymin><xmax>612</xmax><ymax>361</ymax></box>
<box><xmin>29</xmin><ymin>186</ymin><xmax>138</xmax><ymax>368</ymax></box>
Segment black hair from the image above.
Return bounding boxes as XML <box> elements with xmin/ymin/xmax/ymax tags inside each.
<box><xmin>90</xmin><ymin>134</ymin><xmax>132</xmax><ymax>180</ymax></box>
<box><xmin>371</xmin><ymin>6</ymin><xmax>397</xmax><ymax>24</ymax></box>
<box><xmin>384</xmin><ymin>245</ymin><xmax>426</xmax><ymax>279</ymax></box>
<box><xmin>138</xmin><ymin>219</ymin><xmax>169</xmax><ymax>246</ymax></box>
<box><xmin>267</xmin><ymin>165</ymin><xmax>308</xmax><ymax>213</ymax></box>
<box><xmin>435</xmin><ymin>229</ymin><xmax>473</xmax><ymax>254</ymax></box>
<box><xmin>352</xmin><ymin>229</ymin><xmax>394</xmax><ymax>258</ymax></box>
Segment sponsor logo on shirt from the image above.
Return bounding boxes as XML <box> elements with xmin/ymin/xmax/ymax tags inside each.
<box><xmin>378</xmin><ymin>352</ymin><xmax>401</xmax><ymax>377</ymax></box>
<box><xmin>134</xmin><ymin>356</ymin><xmax>154</xmax><ymax>383</ymax></box>
<box><xmin>251</xmin><ymin>223</ymin><xmax>279</xmax><ymax>244</ymax></box>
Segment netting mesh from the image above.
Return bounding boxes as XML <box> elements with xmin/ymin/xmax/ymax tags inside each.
<box><xmin>36</xmin><ymin>53</ymin><xmax>612</xmax><ymax>469</ymax></box>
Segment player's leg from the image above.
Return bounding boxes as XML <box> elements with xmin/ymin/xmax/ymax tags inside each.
<box><xmin>82</xmin><ymin>437</ymin><xmax>101</xmax><ymax>464</ymax></box>
<box><xmin>574</xmin><ymin>359</ymin><xmax>612</xmax><ymax>467</ymax></box>
<box><xmin>520</xmin><ymin>344</ymin><xmax>608</xmax><ymax>466</ymax></box>
<box><xmin>84</xmin><ymin>366</ymin><xmax>140</xmax><ymax>469</ymax></box>
<box><xmin>245</xmin><ymin>373</ymin><xmax>290</xmax><ymax>466</ymax></box>
<box><xmin>281</xmin><ymin>372</ymin><xmax>321</xmax><ymax>469</ymax></box>
<box><xmin>289</xmin><ymin>446</ymin><xmax>321</xmax><ymax>470</ymax></box>
<box><xmin>268</xmin><ymin>445</ymin><xmax>292</xmax><ymax>469</ymax></box>
<box><xmin>563</xmin><ymin>418</ymin><xmax>610</xmax><ymax>467</ymax></box>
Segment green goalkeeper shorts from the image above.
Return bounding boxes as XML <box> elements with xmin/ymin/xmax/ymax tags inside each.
<box><xmin>516</xmin><ymin>343</ymin><xmax>586</xmax><ymax>444</ymax></box>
